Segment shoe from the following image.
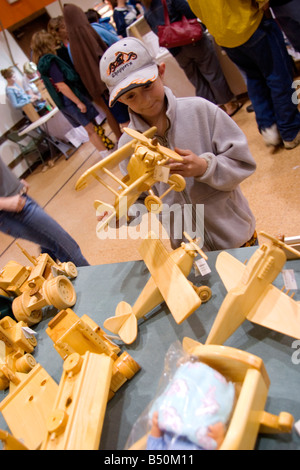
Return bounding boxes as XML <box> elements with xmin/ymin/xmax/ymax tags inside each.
<box><xmin>283</xmin><ymin>130</ymin><xmax>300</xmax><ymax>150</ymax></box>
<box><xmin>261</xmin><ymin>124</ymin><xmax>282</xmax><ymax>147</ymax></box>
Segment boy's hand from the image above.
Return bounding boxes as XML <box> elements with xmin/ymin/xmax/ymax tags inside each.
<box><xmin>167</xmin><ymin>147</ymin><xmax>208</xmax><ymax>178</ymax></box>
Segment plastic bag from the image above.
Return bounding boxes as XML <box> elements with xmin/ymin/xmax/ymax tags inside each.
<box><xmin>124</xmin><ymin>341</ymin><xmax>235</xmax><ymax>450</ymax></box>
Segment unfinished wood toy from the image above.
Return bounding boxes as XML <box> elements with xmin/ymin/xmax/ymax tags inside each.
<box><xmin>46</xmin><ymin>308</ymin><xmax>140</xmax><ymax>399</ymax></box>
<box><xmin>0</xmin><ymin>244</ymin><xmax>77</xmax><ymax>298</ymax></box>
<box><xmin>0</xmin><ymin>245</ymin><xmax>78</xmax><ymax>326</ymax></box>
<box><xmin>0</xmin><ymin>429</ymin><xmax>29</xmax><ymax>450</ymax></box>
<box><xmin>75</xmin><ymin>127</ymin><xmax>186</xmax><ymax>232</ymax></box>
<box><xmin>41</xmin><ymin>352</ymin><xmax>112</xmax><ymax>450</ymax></box>
<box><xmin>104</xmin><ymin>232</ymin><xmax>212</xmax><ymax>344</ymax></box>
<box><xmin>0</xmin><ymin>363</ymin><xmax>58</xmax><ymax>450</ymax></box>
<box><xmin>206</xmin><ymin>231</ymin><xmax>300</xmax><ymax>345</ymax></box>
<box><xmin>129</xmin><ymin>338</ymin><xmax>294</xmax><ymax>450</ymax></box>
<box><xmin>0</xmin><ymin>316</ymin><xmax>37</xmax><ymax>390</ymax></box>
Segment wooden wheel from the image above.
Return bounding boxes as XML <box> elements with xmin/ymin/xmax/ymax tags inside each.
<box><xmin>144</xmin><ymin>194</ymin><xmax>163</xmax><ymax>213</ymax></box>
<box><xmin>42</xmin><ymin>275</ymin><xmax>76</xmax><ymax>310</ymax></box>
<box><xmin>168</xmin><ymin>174</ymin><xmax>186</xmax><ymax>192</ymax></box>
<box><xmin>60</xmin><ymin>262</ymin><xmax>78</xmax><ymax>279</ymax></box>
<box><xmin>195</xmin><ymin>285</ymin><xmax>212</xmax><ymax>303</ymax></box>
<box><xmin>12</xmin><ymin>293</ymin><xmax>43</xmax><ymax>326</ymax></box>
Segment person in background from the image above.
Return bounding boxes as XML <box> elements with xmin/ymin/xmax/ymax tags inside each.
<box><xmin>0</xmin><ymin>155</ymin><xmax>89</xmax><ymax>266</ymax></box>
<box><xmin>186</xmin><ymin>0</ymin><xmax>300</xmax><ymax>149</ymax></box>
<box><xmin>1</xmin><ymin>67</ymin><xmax>45</xmax><ymax>111</ymax></box>
<box><xmin>63</xmin><ymin>3</ymin><xmax>128</xmax><ymax>140</ymax></box>
<box><xmin>22</xmin><ymin>61</ymin><xmax>42</xmax><ymax>102</ymax></box>
<box><xmin>85</xmin><ymin>8</ymin><xmax>120</xmax><ymax>47</ymax></box>
<box><xmin>142</xmin><ymin>0</ymin><xmax>243</xmax><ymax>117</ymax></box>
<box><xmin>270</xmin><ymin>0</ymin><xmax>300</xmax><ymax>53</ymax></box>
<box><xmin>111</xmin><ymin>0</ymin><xmax>143</xmax><ymax>37</ymax></box>
<box><xmin>100</xmin><ymin>38</ymin><xmax>257</xmax><ymax>251</ymax></box>
<box><xmin>31</xmin><ymin>31</ymin><xmax>114</xmax><ymax>157</ymax></box>
<box><xmin>47</xmin><ymin>16</ymin><xmax>73</xmax><ymax>67</ymax></box>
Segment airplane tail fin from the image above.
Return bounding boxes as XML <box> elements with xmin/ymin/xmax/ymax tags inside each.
<box><xmin>103</xmin><ymin>301</ymin><xmax>138</xmax><ymax>344</ymax></box>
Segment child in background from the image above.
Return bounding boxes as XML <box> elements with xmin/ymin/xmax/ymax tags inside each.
<box><xmin>100</xmin><ymin>38</ymin><xmax>257</xmax><ymax>251</ymax></box>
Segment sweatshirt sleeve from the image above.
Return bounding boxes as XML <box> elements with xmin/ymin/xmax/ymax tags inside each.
<box><xmin>6</xmin><ymin>87</ymin><xmax>30</xmax><ymax>109</ymax></box>
<box><xmin>196</xmin><ymin>107</ymin><xmax>256</xmax><ymax>191</ymax></box>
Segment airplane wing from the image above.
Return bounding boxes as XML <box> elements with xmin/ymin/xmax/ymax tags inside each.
<box><xmin>75</xmin><ymin>127</ymin><xmax>157</xmax><ymax>191</ymax></box>
<box><xmin>247</xmin><ymin>284</ymin><xmax>300</xmax><ymax>339</ymax></box>
<box><xmin>139</xmin><ymin>234</ymin><xmax>201</xmax><ymax>324</ymax></box>
<box><xmin>216</xmin><ymin>251</ymin><xmax>246</xmax><ymax>291</ymax></box>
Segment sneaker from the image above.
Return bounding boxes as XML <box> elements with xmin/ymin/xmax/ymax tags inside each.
<box><xmin>261</xmin><ymin>124</ymin><xmax>282</xmax><ymax>147</ymax></box>
<box><xmin>283</xmin><ymin>130</ymin><xmax>300</xmax><ymax>150</ymax></box>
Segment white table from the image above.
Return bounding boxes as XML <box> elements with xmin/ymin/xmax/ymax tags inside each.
<box><xmin>18</xmin><ymin>108</ymin><xmax>75</xmax><ymax>160</ymax></box>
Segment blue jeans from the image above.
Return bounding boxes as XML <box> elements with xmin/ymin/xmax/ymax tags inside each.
<box><xmin>223</xmin><ymin>17</ymin><xmax>300</xmax><ymax>141</ymax></box>
<box><xmin>0</xmin><ymin>196</ymin><xmax>89</xmax><ymax>266</ymax></box>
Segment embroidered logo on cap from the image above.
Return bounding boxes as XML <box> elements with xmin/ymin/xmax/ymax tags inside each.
<box><xmin>107</xmin><ymin>51</ymin><xmax>138</xmax><ymax>76</ymax></box>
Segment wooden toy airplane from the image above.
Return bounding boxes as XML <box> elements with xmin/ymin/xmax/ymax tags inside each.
<box><xmin>75</xmin><ymin>127</ymin><xmax>186</xmax><ymax>232</ymax></box>
<box><xmin>128</xmin><ymin>338</ymin><xmax>294</xmax><ymax>450</ymax></box>
<box><xmin>206</xmin><ymin>231</ymin><xmax>300</xmax><ymax>345</ymax></box>
<box><xmin>103</xmin><ymin>232</ymin><xmax>212</xmax><ymax>344</ymax></box>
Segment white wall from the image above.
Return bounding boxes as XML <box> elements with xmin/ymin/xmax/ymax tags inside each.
<box><xmin>0</xmin><ymin>0</ymin><xmax>106</xmax><ymax>137</ymax></box>
<box><xmin>0</xmin><ymin>30</ymin><xmax>30</xmax><ymax>135</ymax></box>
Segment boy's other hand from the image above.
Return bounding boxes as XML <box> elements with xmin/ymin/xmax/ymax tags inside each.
<box><xmin>167</xmin><ymin>147</ymin><xmax>208</xmax><ymax>178</ymax></box>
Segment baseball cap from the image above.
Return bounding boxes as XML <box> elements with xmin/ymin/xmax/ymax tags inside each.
<box><xmin>100</xmin><ymin>37</ymin><xmax>158</xmax><ymax>106</ymax></box>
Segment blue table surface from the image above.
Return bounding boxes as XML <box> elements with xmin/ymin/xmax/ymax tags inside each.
<box><xmin>1</xmin><ymin>246</ymin><xmax>300</xmax><ymax>450</ymax></box>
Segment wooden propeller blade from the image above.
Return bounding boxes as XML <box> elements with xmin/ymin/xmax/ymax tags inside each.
<box><xmin>139</xmin><ymin>234</ymin><xmax>201</xmax><ymax>324</ymax></box>
<box><xmin>123</xmin><ymin>127</ymin><xmax>153</xmax><ymax>146</ymax></box>
<box><xmin>259</xmin><ymin>231</ymin><xmax>300</xmax><ymax>258</ymax></box>
<box><xmin>124</xmin><ymin>127</ymin><xmax>183</xmax><ymax>162</ymax></box>
<box><xmin>157</xmin><ymin>144</ymin><xmax>183</xmax><ymax>162</ymax></box>
<box><xmin>104</xmin><ymin>302</ymin><xmax>138</xmax><ymax>344</ymax></box>
<box><xmin>183</xmin><ymin>232</ymin><xmax>207</xmax><ymax>260</ymax></box>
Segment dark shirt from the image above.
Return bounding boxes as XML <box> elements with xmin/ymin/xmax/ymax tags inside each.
<box><xmin>144</xmin><ymin>0</ymin><xmax>198</xmax><ymax>55</ymax></box>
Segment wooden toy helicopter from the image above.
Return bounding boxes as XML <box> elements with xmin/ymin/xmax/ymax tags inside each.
<box><xmin>75</xmin><ymin>127</ymin><xmax>186</xmax><ymax>232</ymax></box>
<box><xmin>103</xmin><ymin>232</ymin><xmax>212</xmax><ymax>344</ymax></box>
<box><xmin>206</xmin><ymin>231</ymin><xmax>300</xmax><ymax>345</ymax></box>
<box><xmin>128</xmin><ymin>337</ymin><xmax>294</xmax><ymax>450</ymax></box>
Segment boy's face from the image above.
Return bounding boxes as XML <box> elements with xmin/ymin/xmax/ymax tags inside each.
<box><xmin>118</xmin><ymin>64</ymin><xmax>166</xmax><ymax>122</ymax></box>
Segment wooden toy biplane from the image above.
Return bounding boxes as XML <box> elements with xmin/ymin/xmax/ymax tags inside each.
<box><xmin>206</xmin><ymin>231</ymin><xmax>300</xmax><ymax>345</ymax></box>
<box><xmin>103</xmin><ymin>232</ymin><xmax>212</xmax><ymax>344</ymax></box>
<box><xmin>75</xmin><ymin>127</ymin><xmax>186</xmax><ymax>232</ymax></box>
<box><xmin>128</xmin><ymin>338</ymin><xmax>294</xmax><ymax>450</ymax></box>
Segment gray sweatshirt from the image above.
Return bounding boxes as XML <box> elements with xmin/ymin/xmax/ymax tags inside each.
<box><xmin>118</xmin><ymin>87</ymin><xmax>256</xmax><ymax>251</ymax></box>
<box><xmin>0</xmin><ymin>156</ymin><xmax>23</xmax><ymax>199</ymax></box>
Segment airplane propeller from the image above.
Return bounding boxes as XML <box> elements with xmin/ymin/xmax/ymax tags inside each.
<box><xmin>123</xmin><ymin>127</ymin><xmax>183</xmax><ymax>162</ymax></box>
<box><xmin>259</xmin><ymin>231</ymin><xmax>300</xmax><ymax>258</ymax></box>
<box><xmin>183</xmin><ymin>231</ymin><xmax>208</xmax><ymax>260</ymax></box>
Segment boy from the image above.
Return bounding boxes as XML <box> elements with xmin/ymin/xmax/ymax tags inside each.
<box><xmin>100</xmin><ymin>37</ymin><xmax>257</xmax><ymax>251</ymax></box>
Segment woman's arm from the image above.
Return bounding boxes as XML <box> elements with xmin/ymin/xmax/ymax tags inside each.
<box><xmin>55</xmin><ymin>81</ymin><xmax>87</xmax><ymax>113</ymax></box>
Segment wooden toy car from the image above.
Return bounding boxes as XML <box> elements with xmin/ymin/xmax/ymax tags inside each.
<box><xmin>46</xmin><ymin>308</ymin><xmax>140</xmax><ymax>399</ymax></box>
<box><xmin>0</xmin><ymin>316</ymin><xmax>37</xmax><ymax>390</ymax></box>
